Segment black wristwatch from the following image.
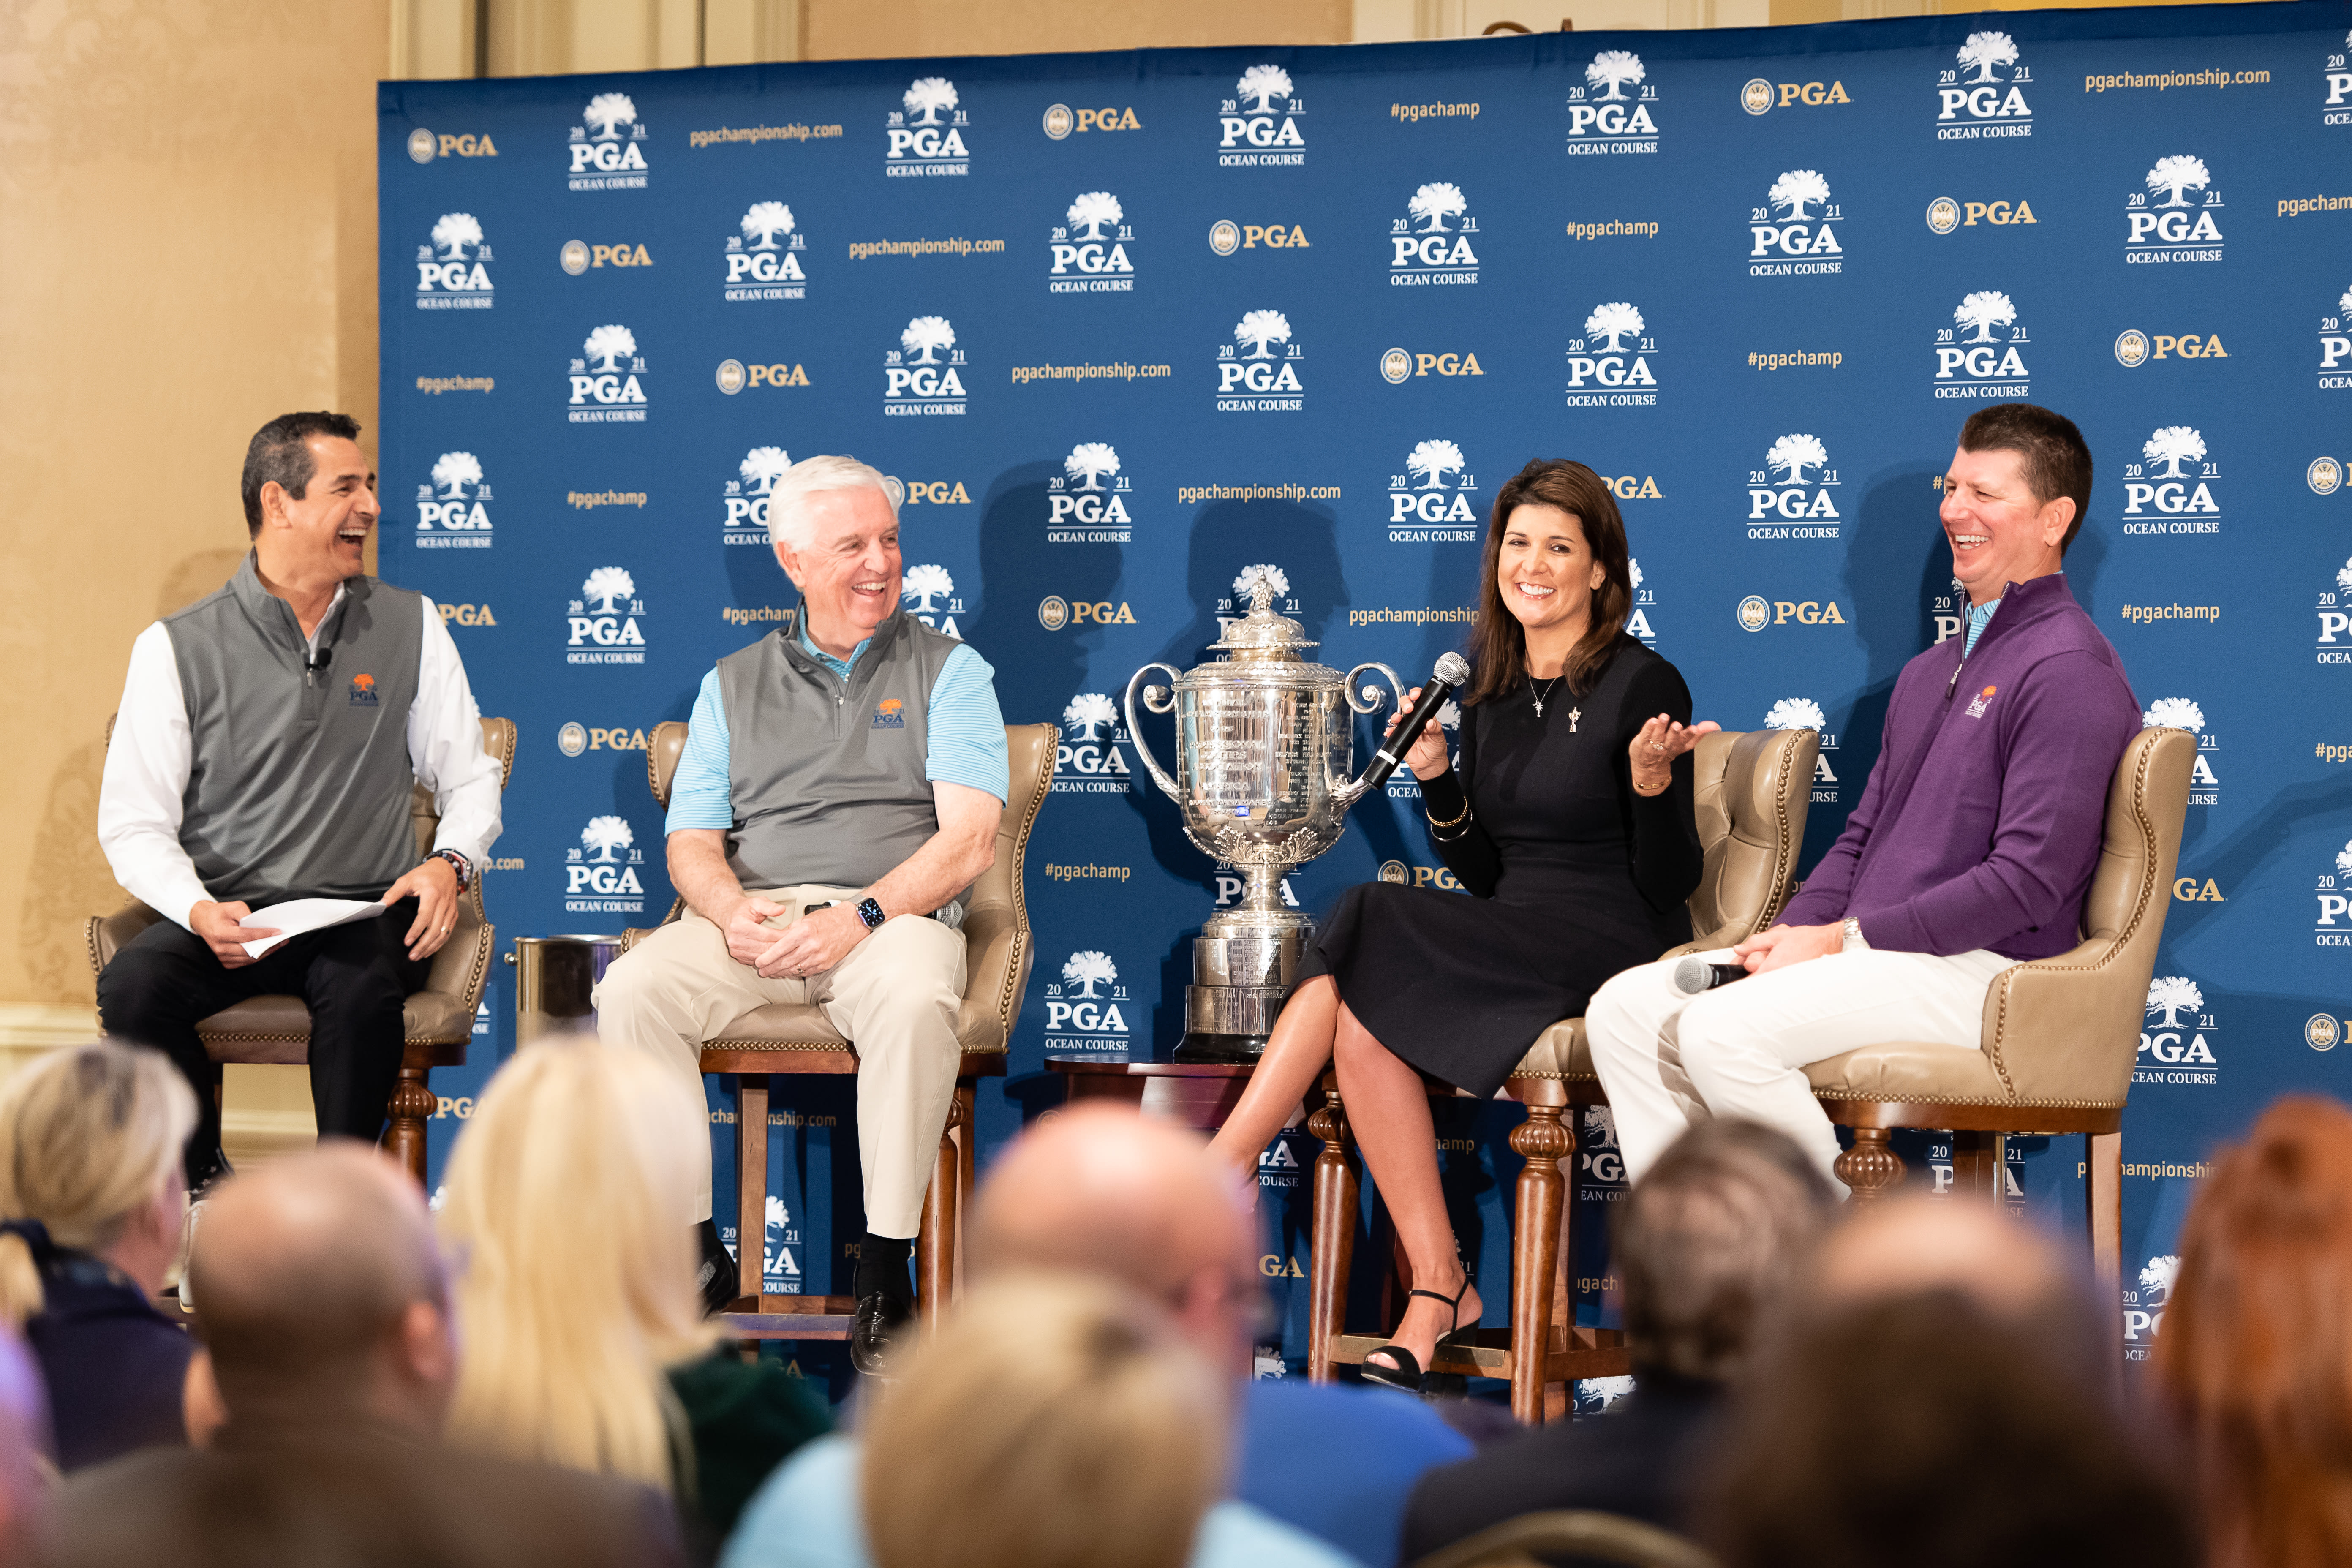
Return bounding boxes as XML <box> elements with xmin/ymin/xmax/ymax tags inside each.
<box><xmin>855</xmin><ymin>897</ymin><xmax>886</xmax><ymax>931</ymax></box>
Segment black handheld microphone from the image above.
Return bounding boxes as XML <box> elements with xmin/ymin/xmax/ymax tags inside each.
<box><xmin>1361</xmin><ymin>652</ymin><xmax>1471</xmax><ymax>791</ymax></box>
<box><xmin>1672</xmin><ymin>956</ymin><xmax>1749</xmax><ymax>995</ymax></box>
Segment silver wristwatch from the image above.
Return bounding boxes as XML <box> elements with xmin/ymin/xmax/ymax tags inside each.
<box><xmin>1842</xmin><ymin>915</ymin><xmax>1867</xmax><ymax>951</ymax></box>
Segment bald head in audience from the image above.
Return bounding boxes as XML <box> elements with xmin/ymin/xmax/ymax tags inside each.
<box><xmin>1815</xmin><ymin>1195</ymin><xmax>2066</xmax><ymax>1310</ymax></box>
<box><xmin>969</xmin><ymin>1106</ymin><xmax>1256</xmax><ymax>1375</ymax></box>
<box><xmin>187</xmin><ymin>1140</ymin><xmax>454</xmax><ymax>1433</ymax></box>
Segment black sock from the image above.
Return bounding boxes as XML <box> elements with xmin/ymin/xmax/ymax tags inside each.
<box><xmin>855</xmin><ymin>1230</ymin><xmax>913</xmax><ymax>1304</ymax></box>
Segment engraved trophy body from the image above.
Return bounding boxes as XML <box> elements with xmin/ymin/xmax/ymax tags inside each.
<box><xmin>1125</xmin><ymin>575</ymin><xmax>1404</xmax><ymax>1062</ymax></box>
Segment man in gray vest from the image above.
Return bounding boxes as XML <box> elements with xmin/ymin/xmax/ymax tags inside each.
<box><xmin>95</xmin><ymin>412</ymin><xmax>503</xmax><ymax>1192</ymax></box>
<box><xmin>594</xmin><ymin>455</ymin><xmax>1007</xmax><ymax>1365</ymax></box>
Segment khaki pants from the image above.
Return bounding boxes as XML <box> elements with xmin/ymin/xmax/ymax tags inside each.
<box><xmin>592</xmin><ymin>885</ymin><xmax>967</xmax><ymax>1236</ymax></box>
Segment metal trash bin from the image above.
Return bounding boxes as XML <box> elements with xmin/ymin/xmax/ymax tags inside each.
<box><xmin>504</xmin><ymin>935</ymin><xmax>624</xmax><ymax>1044</ymax></box>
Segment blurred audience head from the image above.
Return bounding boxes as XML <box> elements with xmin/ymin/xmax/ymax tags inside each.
<box><xmin>1705</xmin><ymin>1290</ymin><xmax>2193</xmax><ymax>1568</ymax></box>
<box><xmin>2154</xmin><ymin>1094</ymin><xmax>2352</xmax><ymax>1568</ymax></box>
<box><xmin>863</xmin><ymin>1271</ymin><xmax>1226</xmax><ymax>1568</ymax></box>
<box><xmin>0</xmin><ymin>1326</ymin><xmax>50</xmax><ymax>1558</ymax></box>
<box><xmin>437</xmin><ymin>1038</ymin><xmax>713</xmax><ymax>1492</ymax></box>
<box><xmin>969</xmin><ymin>1104</ymin><xmax>1260</xmax><ymax>1377</ymax></box>
<box><xmin>186</xmin><ymin>1141</ymin><xmax>450</xmax><ymax>1435</ymax></box>
<box><xmin>0</xmin><ymin>1042</ymin><xmax>196</xmax><ymax>1318</ymax></box>
<box><xmin>1616</xmin><ymin>1116</ymin><xmax>1836</xmax><ymax>1383</ymax></box>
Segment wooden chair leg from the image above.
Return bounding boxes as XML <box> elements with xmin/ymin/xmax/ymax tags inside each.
<box><xmin>2088</xmin><ymin>1127</ymin><xmax>2122</xmax><ymax>1390</ymax></box>
<box><xmin>736</xmin><ymin>1075</ymin><xmax>768</xmax><ymax>1304</ymax></box>
<box><xmin>917</xmin><ymin>1083</ymin><xmax>969</xmax><ymax>1329</ymax></box>
<box><xmin>1544</xmin><ymin>1114</ymin><xmax>1582</xmax><ymax>1423</ymax></box>
<box><xmin>1508</xmin><ymin>1103</ymin><xmax>1570</xmax><ymax>1425</ymax></box>
<box><xmin>1950</xmin><ymin>1130</ymin><xmax>2004</xmax><ymax>1201</ymax></box>
<box><xmin>386</xmin><ymin>1062</ymin><xmax>435</xmax><ymax>1188</ymax></box>
<box><xmin>1835</xmin><ymin>1126</ymin><xmax>1906</xmax><ymax>1200</ymax></box>
<box><xmin>1306</xmin><ymin>1081</ymin><xmax>1356</xmax><ymax>1384</ymax></box>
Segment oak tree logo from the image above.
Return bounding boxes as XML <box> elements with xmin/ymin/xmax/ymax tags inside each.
<box><xmin>1936</xmin><ymin>32</ymin><xmax>2032</xmax><ymax>137</ymax></box>
<box><xmin>724</xmin><ymin>200</ymin><xmax>808</xmax><ymax>301</ymax></box>
<box><xmin>887</xmin><ymin>76</ymin><xmax>970</xmax><ymax>175</ymax></box>
<box><xmin>1749</xmin><ymin>169</ymin><xmax>1845</xmax><ymax>275</ymax></box>
<box><xmin>568</xmin><ymin>324</ymin><xmax>648</xmax><ymax>422</ymax></box>
<box><xmin>1566</xmin><ymin>50</ymin><xmax>1659</xmax><ymax>152</ymax></box>
<box><xmin>1565</xmin><ymin>301</ymin><xmax>1658</xmax><ymax>406</ymax></box>
<box><xmin>415</xmin><ymin>452</ymin><xmax>492</xmax><ymax>549</ymax></box>
<box><xmin>416</xmin><ymin>213</ymin><xmax>494</xmax><ymax>308</ymax></box>
<box><xmin>2127</xmin><ymin>155</ymin><xmax>2224</xmax><ymax>262</ymax></box>
<box><xmin>1046</xmin><ymin>443</ymin><xmax>1132</xmax><ymax>544</ymax></box>
<box><xmin>566</xmin><ymin>814</ymin><xmax>645</xmax><ymax>912</ymax></box>
<box><xmin>901</xmin><ymin>565</ymin><xmax>964</xmax><ymax>638</ymax></box>
<box><xmin>1219</xmin><ymin>64</ymin><xmax>1306</xmax><ymax>167</ymax></box>
<box><xmin>569</xmin><ymin>91</ymin><xmax>650</xmax><ymax>190</ymax></box>
<box><xmin>1932</xmin><ymin>290</ymin><xmax>2031</xmax><ymax>400</ymax></box>
<box><xmin>1049</xmin><ymin>191</ymin><xmax>1136</xmax><ymax>293</ymax></box>
<box><xmin>1388</xmin><ymin>440</ymin><xmax>1479</xmax><ymax>544</ymax></box>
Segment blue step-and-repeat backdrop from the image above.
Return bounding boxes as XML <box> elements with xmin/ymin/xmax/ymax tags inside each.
<box><xmin>378</xmin><ymin>1</ymin><xmax>2352</xmax><ymax>1388</ymax></box>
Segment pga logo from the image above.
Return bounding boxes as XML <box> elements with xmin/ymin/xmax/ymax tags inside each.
<box><xmin>414</xmin><ymin>452</ymin><xmax>492</xmax><ymax>550</ymax></box>
<box><xmin>2125</xmin><ymin>156</ymin><xmax>2224</xmax><ymax>262</ymax></box>
<box><xmin>1216</xmin><ymin>310</ymin><xmax>1304</xmax><ymax>411</ymax></box>
<box><xmin>1389</xmin><ymin>183</ymin><xmax>1479</xmax><ymax>285</ymax></box>
<box><xmin>884</xmin><ymin>317</ymin><xmax>967</xmax><ymax>416</ymax></box>
<box><xmin>1565</xmin><ymin>51</ymin><xmax>1659</xmax><ymax>152</ymax></box>
<box><xmin>2122</xmin><ymin>1254</ymin><xmax>2178</xmax><ymax>1355</ymax></box>
<box><xmin>1932</xmin><ymin>291</ymin><xmax>2031</xmax><ymax>399</ymax></box>
<box><xmin>1043</xmin><ymin>950</ymin><xmax>1132</xmax><ymax>1050</ymax></box>
<box><xmin>567</xmin><ymin>325</ymin><xmax>648</xmax><ymax>423</ymax></box>
<box><xmin>2120</xmin><ymin>427</ymin><xmax>2222</xmax><ymax>535</ymax></box>
<box><xmin>901</xmin><ymin>564</ymin><xmax>965</xmax><ymax>639</ymax></box>
<box><xmin>1564</xmin><ymin>302</ymin><xmax>1658</xmax><ymax>407</ymax></box>
<box><xmin>415</xmin><ymin>214</ymin><xmax>493</xmax><ymax>309</ymax></box>
<box><xmin>1935</xmin><ymin>32</ymin><xmax>2033</xmax><ymax>138</ymax></box>
<box><xmin>1387</xmin><ymin>441</ymin><xmax>1480</xmax><ymax>544</ymax></box>
<box><xmin>887</xmin><ymin>76</ymin><xmax>970</xmax><ymax>175</ymax></box>
<box><xmin>1764</xmin><ymin>698</ymin><xmax>1840</xmax><ymax>800</ymax></box>
<box><xmin>2139</xmin><ymin>974</ymin><xmax>2219</xmax><ymax>1083</ymax></box>
<box><xmin>1056</xmin><ymin>695</ymin><xmax>1131</xmax><ymax>792</ymax></box>
<box><xmin>1748</xmin><ymin>170</ymin><xmax>1845</xmax><ymax>275</ymax></box>
<box><xmin>2317</xmin><ymin>840</ymin><xmax>2352</xmax><ymax>943</ymax></box>
<box><xmin>724</xmin><ymin>447</ymin><xmax>790</xmax><ymax>547</ymax></box>
<box><xmin>1049</xmin><ymin>192</ymin><xmax>1136</xmax><ymax>293</ymax></box>
<box><xmin>2327</xmin><ymin>30</ymin><xmax>2352</xmax><ymax>124</ymax></box>
<box><xmin>1746</xmin><ymin>435</ymin><xmax>1842</xmax><ymax>540</ymax></box>
<box><xmin>564</xmin><ymin>567</ymin><xmax>648</xmax><ymax>667</ymax></box>
<box><xmin>2316</xmin><ymin>558</ymin><xmax>2352</xmax><ymax>663</ymax></box>
<box><xmin>567</xmin><ymin>92</ymin><xmax>649</xmax><ymax>190</ymax></box>
<box><xmin>1579</xmin><ymin>1105</ymin><xmax>1627</xmax><ymax>1188</ymax></box>
<box><xmin>1628</xmin><ymin>557</ymin><xmax>1658</xmax><ymax>645</ymax></box>
<box><xmin>564</xmin><ymin>815</ymin><xmax>645</xmax><ymax>913</ymax></box>
<box><xmin>2318</xmin><ymin>286</ymin><xmax>2352</xmax><ymax>388</ymax></box>
<box><xmin>1218</xmin><ymin>64</ymin><xmax>1307</xmax><ymax>167</ymax></box>
<box><xmin>2144</xmin><ymin>698</ymin><xmax>2219</xmax><ymax>804</ymax></box>
<box><xmin>723</xmin><ymin>202</ymin><xmax>807</xmax><ymax>302</ymax></box>
<box><xmin>1047</xmin><ymin>443</ymin><xmax>1133</xmax><ymax>544</ymax></box>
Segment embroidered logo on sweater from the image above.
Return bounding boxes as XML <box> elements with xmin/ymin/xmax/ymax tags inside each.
<box><xmin>348</xmin><ymin>673</ymin><xmax>378</xmax><ymax>707</ymax></box>
<box><xmin>871</xmin><ymin>697</ymin><xmax>906</xmax><ymax>730</ymax></box>
<box><xmin>1965</xmin><ymin>683</ymin><xmax>1997</xmax><ymax>719</ymax></box>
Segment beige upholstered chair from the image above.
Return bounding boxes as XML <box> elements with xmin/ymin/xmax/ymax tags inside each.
<box><xmin>1410</xmin><ymin>1510</ymin><xmax>1720</xmax><ymax>1568</ymax></box>
<box><xmin>1308</xmin><ymin>726</ymin><xmax>1820</xmax><ymax>1421</ymax></box>
<box><xmin>1806</xmin><ymin>724</ymin><xmax>2196</xmax><ymax>1307</ymax></box>
<box><xmin>86</xmin><ymin>716</ymin><xmax>517</xmax><ymax>1187</ymax></box>
<box><xmin>620</xmin><ymin>719</ymin><xmax>1054</xmax><ymax>1334</ymax></box>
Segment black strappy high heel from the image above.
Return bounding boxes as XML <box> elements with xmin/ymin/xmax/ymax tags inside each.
<box><xmin>1361</xmin><ymin>1274</ymin><xmax>1478</xmax><ymax>1396</ymax></box>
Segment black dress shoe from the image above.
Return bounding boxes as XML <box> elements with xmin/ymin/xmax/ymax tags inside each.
<box><xmin>695</xmin><ymin>1220</ymin><xmax>740</xmax><ymax>1317</ymax></box>
<box><xmin>851</xmin><ymin>1290</ymin><xmax>912</xmax><ymax>1376</ymax></box>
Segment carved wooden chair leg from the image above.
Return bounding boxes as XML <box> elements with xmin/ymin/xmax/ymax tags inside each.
<box><xmin>1307</xmin><ymin>1081</ymin><xmax>1356</xmax><ymax>1384</ymax></box>
<box><xmin>387</xmin><ymin>1063</ymin><xmax>436</xmax><ymax>1187</ymax></box>
<box><xmin>1544</xmin><ymin>1114</ymin><xmax>1582</xmax><ymax>1423</ymax></box>
<box><xmin>1508</xmin><ymin>1102</ymin><xmax>1570</xmax><ymax>1424</ymax></box>
<box><xmin>1949</xmin><ymin>1129</ymin><xmax>2003</xmax><ymax>1200</ymax></box>
<box><xmin>735</xmin><ymin>1075</ymin><xmax>769</xmax><ymax>1304</ymax></box>
<box><xmin>1835</xmin><ymin>1126</ymin><xmax>1906</xmax><ymax>1200</ymax></box>
<box><xmin>917</xmin><ymin>1084</ymin><xmax>971</xmax><ymax>1329</ymax></box>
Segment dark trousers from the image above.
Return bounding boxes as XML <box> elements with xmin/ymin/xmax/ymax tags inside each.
<box><xmin>95</xmin><ymin>901</ymin><xmax>428</xmax><ymax>1186</ymax></box>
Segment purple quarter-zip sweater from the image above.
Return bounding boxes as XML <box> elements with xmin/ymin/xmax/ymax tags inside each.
<box><xmin>1778</xmin><ymin>572</ymin><xmax>2141</xmax><ymax>961</ymax></box>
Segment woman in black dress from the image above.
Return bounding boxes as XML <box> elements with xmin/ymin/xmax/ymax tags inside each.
<box><xmin>1206</xmin><ymin>459</ymin><xmax>1717</xmax><ymax>1392</ymax></box>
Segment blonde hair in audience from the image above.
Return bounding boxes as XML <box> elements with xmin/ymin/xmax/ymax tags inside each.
<box><xmin>0</xmin><ymin>1042</ymin><xmax>195</xmax><ymax>1328</ymax></box>
<box><xmin>438</xmin><ymin>1037</ymin><xmax>715</xmax><ymax>1492</ymax></box>
<box><xmin>863</xmin><ymin>1272</ymin><xmax>1227</xmax><ymax>1568</ymax></box>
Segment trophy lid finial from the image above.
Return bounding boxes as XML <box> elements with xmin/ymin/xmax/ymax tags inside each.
<box><xmin>1209</xmin><ymin>563</ymin><xmax>1314</xmax><ymax>660</ymax></box>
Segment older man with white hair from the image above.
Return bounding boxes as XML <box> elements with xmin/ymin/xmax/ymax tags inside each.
<box><xmin>593</xmin><ymin>455</ymin><xmax>1006</xmax><ymax>1369</ymax></box>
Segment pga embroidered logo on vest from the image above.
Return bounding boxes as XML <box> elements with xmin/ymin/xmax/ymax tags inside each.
<box><xmin>1965</xmin><ymin>683</ymin><xmax>1997</xmax><ymax>719</ymax></box>
<box><xmin>348</xmin><ymin>674</ymin><xmax>379</xmax><ymax>707</ymax></box>
<box><xmin>871</xmin><ymin>697</ymin><xmax>906</xmax><ymax>730</ymax></box>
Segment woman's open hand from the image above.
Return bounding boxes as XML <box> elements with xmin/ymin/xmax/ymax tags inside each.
<box><xmin>1629</xmin><ymin>713</ymin><xmax>1719</xmax><ymax>795</ymax></box>
<box><xmin>1385</xmin><ymin>685</ymin><xmax>1456</xmax><ymax>781</ymax></box>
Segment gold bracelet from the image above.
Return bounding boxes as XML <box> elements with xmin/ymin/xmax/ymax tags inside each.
<box><xmin>1631</xmin><ymin>775</ymin><xmax>1671</xmax><ymax>797</ymax></box>
<box><xmin>1424</xmin><ymin>795</ymin><xmax>1471</xmax><ymax>829</ymax></box>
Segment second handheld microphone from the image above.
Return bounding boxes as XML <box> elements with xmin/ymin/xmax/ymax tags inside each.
<box><xmin>1359</xmin><ymin>652</ymin><xmax>1472</xmax><ymax>792</ymax></box>
<box><xmin>1671</xmin><ymin>956</ymin><xmax>1750</xmax><ymax>995</ymax></box>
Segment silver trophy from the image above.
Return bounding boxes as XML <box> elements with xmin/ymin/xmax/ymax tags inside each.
<box><xmin>1125</xmin><ymin>574</ymin><xmax>1406</xmax><ymax>1062</ymax></box>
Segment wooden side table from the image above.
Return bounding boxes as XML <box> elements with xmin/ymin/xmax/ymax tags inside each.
<box><xmin>1044</xmin><ymin>1057</ymin><xmax>1300</xmax><ymax>1134</ymax></box>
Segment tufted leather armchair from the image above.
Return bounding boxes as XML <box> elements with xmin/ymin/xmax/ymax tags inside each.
<box><xmin>620</xmin><ymin>720</ymin><xmax>1054</xmax><ymax>1333</ymax></box>
<box><xmin>1308</xmin><ymin>726</ymin><xmax>1819</xmax><ymax>1421</ymax></box>
<box><xmin>86</xmin><ymin>717</ymin><xmax>517</xmax><ymax>1187</ymax></box>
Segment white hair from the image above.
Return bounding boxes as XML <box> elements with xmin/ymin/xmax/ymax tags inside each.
<box><xmin>767</xmin><ymin>455</ymin><xmax>897</xmax><ymax>550</ymax></box>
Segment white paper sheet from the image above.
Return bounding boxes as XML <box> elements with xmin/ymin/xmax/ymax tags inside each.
<box><xmin>236</xmin><ymin>898</ymin><xmax>388</xmax><ymax>959</ymax></box>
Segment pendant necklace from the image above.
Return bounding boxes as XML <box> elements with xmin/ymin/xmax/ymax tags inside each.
<box><xmin>1530</xmin><ymin>675</ymin><xmax>1563</xmax><ymax>719</ymax></box>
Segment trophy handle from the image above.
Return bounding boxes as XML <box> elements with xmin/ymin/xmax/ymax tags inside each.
<box><xmin>1330</xmin><ymin>662</ymin><xmax>1409</xmax><ymax>808</ymax></box>
<box><xmin>1122</xmin><ymin>664</ymin><xmax>1184</xmax><ymax>804</ymax></box>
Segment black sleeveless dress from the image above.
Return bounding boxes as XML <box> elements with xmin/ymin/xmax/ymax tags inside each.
<box><xmin>1293</xmin><ymin>636</ymin><xmax>1704</xmax><ymax>1099</ymax></box>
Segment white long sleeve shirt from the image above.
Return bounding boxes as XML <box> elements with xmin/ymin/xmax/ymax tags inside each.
<box><xmin>96</xmin><ymin>587</ymin><xmax>504</xmax><ymax>928</ymax></box>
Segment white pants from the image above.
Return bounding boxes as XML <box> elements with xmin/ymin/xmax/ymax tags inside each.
<box><xmin>592</xmin><ymin>886</ymin><xmax>967</xmax><ymax>1236</ymax></box>
<box><xmin>1584</xmin><ymin>945</ymin><xmax>2015</xmax><ymax>1189</ymax></box>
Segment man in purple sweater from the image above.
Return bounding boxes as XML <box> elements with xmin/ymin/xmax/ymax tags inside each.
<box><xmin>1587</xmin><ymin>405</ymin><xmax>2142</xmax><ymax>1185</ymax></box>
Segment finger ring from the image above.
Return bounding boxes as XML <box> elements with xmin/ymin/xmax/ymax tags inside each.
<box><xmin>1650</xmin><ymin>742</ymin><xmax>1666</xmax><ymax>751</ymax></box>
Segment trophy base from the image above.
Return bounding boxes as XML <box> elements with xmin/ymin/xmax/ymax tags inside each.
<box><xmin>1171</xmin><ymin>1031</ymin><xmax>1272</xmax><ymax>1064</ymax></box>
